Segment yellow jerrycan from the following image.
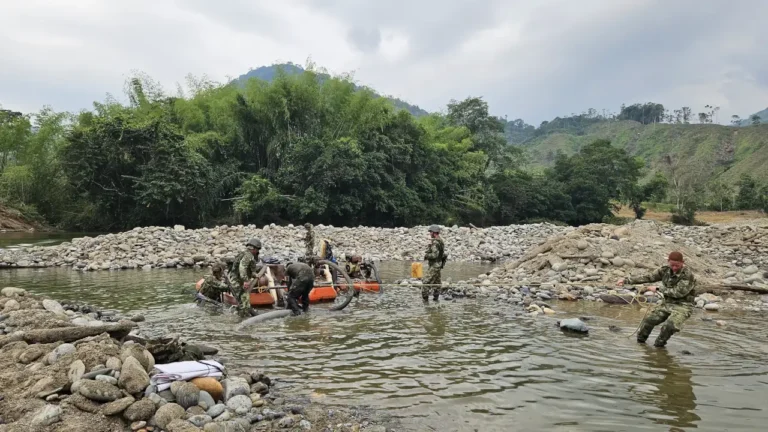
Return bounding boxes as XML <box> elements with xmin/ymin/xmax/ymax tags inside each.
<box><xmin>411</xmin><ymin>262</ymin><xmax>423</xmax><ymax>279</ymax></box>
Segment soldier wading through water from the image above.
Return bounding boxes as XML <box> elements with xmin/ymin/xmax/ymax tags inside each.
<box><xmin>618</xmin><ymin>251</ymin><xmax>696</xmax><ymax>348</ymax></box>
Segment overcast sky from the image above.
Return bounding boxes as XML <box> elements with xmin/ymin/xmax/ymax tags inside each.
<box><xmin>2</xmin><ymin>0</ymin><xmax>767</xmax><ymax>124</ymax></box>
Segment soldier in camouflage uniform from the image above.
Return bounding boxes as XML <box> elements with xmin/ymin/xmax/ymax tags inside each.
<box><xmin>422</xmin><ymin>225</ymin><xmax>446</xmax><ymax>302</ymax></box>
<box><xmin>285</xmin><ymin>261</ymin><xmax>315</xmax><ymax>315</ymax></box>
<box><xmin>230</xmin><ymin>238</ymin><xmax>266</xmax><ymax>316</ymax></box>
<box><xmin>304</xmin><ymin>223</ymin><xmax>315</xmax><ymax>261</ymax></box>
<box><xmin>199</xmin><ymin>263</ymin><xmax>231</xmax><ymax>302</ymax></box>
<box><xmin>619</xmin><ymin>251</ymin><xmax>695</xmax><ymax>348</ymax></box>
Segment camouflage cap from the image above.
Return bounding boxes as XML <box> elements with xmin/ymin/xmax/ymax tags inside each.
<box><xmin>428</xmin><ymin>224</ymin><xmax>441</xmax><ymax>233</ymax></box>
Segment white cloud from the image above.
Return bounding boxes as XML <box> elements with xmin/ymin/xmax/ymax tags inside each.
<box><xmin>1</xmin><ymin>0</ymin><xmax>767</xmax><ymax>124</ymax></box>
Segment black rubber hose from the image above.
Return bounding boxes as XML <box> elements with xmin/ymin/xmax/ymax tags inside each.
<box><xmin>318</xmin><ymin>259</ymin><xmax>355</xmax><ymax>311</ymax></box>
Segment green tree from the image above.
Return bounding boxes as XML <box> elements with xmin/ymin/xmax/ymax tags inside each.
<box><xmin>551</xmin><ymin>140</ymin><xmax>642</xmax><ymax>225</ymax></box>
<box><xmin>706</xmin><ymin>180</ymin><xmax>735</xmax><ymax>211</ymax></box>
<box><xmin>617</xmin><ymin>103</ymin><xmax>665</xmax><ymax>124</ymax></box>
<box><xmin>446</xmin><ymin>97</ymin><xmax>506</xmax><ymax>169</ymax></box>
<box><xmin>625</xmin><ymin>172</ymin><xmax>669</xmax><ymax>219</ymax></box>
<box><xmin>736</xmin><ymin>174</ymin><xmax>761</xmax><ymax>209</ymax></box>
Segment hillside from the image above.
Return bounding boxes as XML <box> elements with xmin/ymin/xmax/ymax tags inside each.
<box><xmin>521</xmin><ymin>120</ymin><xmax>768</xmax><ymax>183</ymax></box>
<box><xmin>740</xmin><ymin>107</ymin><xmax>768</xmax><ymax>126</ymax></box>
<box><xmin>234</xmin><ymin>63</ymin><xmax>430</xmax><ymax>117</ymax></box>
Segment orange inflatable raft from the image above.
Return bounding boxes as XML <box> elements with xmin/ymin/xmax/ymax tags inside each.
<box><xmin>196</xmin><ymin>278</ymin><xmax>337</xmax><ymax>306</ymax></box>
<box><xmin>354</xmin><ymin>281</ymin><xmax>380</xmax><ymax>293</ymax></box>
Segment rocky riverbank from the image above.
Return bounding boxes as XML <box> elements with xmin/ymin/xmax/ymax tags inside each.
<box><xmin>0</xmin><ymin>288</ymin><xmax>396</xmax><ymax>432</ymax></box>
<box><xmin>0</xmin><ymin>223</ymin><xmax>568</xmax><ymax>271</ymax></box>
<box><xmin>397</xmin><ymin>219</ymin><xmax>768</xmax><ymax>313</ymax></box>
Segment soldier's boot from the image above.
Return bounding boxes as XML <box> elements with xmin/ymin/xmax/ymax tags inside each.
<box><xmin>286</xmin><ymin>296</ymin><xmax>302</xmax><ymax>316</ymax></box>
<box><xmin>421</xmin><ymin>287</ymin><xmax>430</xmax><ymax>303</ymax></box>
<box><xmin>653</xmin><ymin>323</ymin><xmax>678</xmax><ymax>348</ymax></box>
<box><xmin>433</xmin><ymin>287</ymin><xmax>441</xmax><ymax>302</ymax></box>
<box><xmin>636</xmin><ymin>321</ymin><xmax>655</xmax><ymax>344</ymax></box>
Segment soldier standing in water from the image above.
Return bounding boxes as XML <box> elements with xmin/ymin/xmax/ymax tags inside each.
<box><xmin>618</xmin><ymin>251</ymin><xmax>696</xmax><ymax>348</ymax></box>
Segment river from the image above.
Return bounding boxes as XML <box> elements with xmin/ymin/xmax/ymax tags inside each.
<box><xmin>1</xmin><ymin>235</ymin><xmax>767</xmax><ymax>431</ymax></box>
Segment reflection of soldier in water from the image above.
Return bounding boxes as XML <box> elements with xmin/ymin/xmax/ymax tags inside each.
<box><xmin>641</xmin><ymin>348</ymin><xmax>700</xmax><ymax>430</ymax></box>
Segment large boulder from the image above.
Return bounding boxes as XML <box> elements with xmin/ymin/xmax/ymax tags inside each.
<box><xmin>47</xmin><ymin>343</ymin><xmax>76</xmax><ymax>364</ymax></box>
<box><xmin>78</xmin><ymin>380</ymin><xmax>122</xmax><ymax>402</ymax></box>
<box><xmin>31</xmin><ymin>404</ymin><xmax>62</xmax><ymax>427</ymax></box>
<box><xmin>225</xmin><ymin>394</ymin><xmax>252</xmax><ymax>413</ymax></box>
<box><xmin>119</xmin><ymin>356</ymin><xmax>150</xmax><ymax>394</ymax></box>
<box><xmin>153</xmin><ymin>403</ymin><xmax>186</xmax><ymax>429</ymax></box>
<box><xmin>124</xmin><ymin>398</ymin><xmax>157</xmax><ymax>422</ymax></box>
<box><xmin>221</xmin><ymin>377</ymin><xmax>249</xmax><ymax>401</ymax></box>
<box><xmin>175</xmin><ymin>382</ymin><xmax>200</xmax><ymax>409</ymax></box>
<box><xmin>120</xmin><ymin>344</ymin><xmax>152</xmax><ymax>371</ymax></box>
<box><xmin>558</xmin><ymin>318</ymin><xmax>589</xmax><ymax>334</ymax></box>
<box><xmin>1</xmin><ymin>287</ymin><xmax>27</xmax><ymax>297</ymax></box>
<box><xmin>101</xmin><ymin>396</ymin><xmax>135</xmax><ymax>416</ymax></box>
<box><xmin>42</xmin><ymin>299</ymin><xmax>66</xmax><ymax>315</ymax></box>
<box><xmin>166</xmin><ymin>419</ymin><xmax>203</xmax><ymax>432</ymax></box>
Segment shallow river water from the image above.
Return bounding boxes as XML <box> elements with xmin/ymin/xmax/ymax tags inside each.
<box><xmin>0</xmin><ymin>243</ymin><xmax>767</xmax><ymax>431</ymax></box>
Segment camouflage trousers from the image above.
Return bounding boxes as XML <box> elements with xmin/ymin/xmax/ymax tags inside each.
<box><xmin>231</xmin><ymin>285</ymin><xmax>253</xmax><ymax>316</ymax></box>
<box><xmin>637</xmin><ymin>303</ymin><xmax>692</xmax><ymax>347</ymax></box>
<box><xmin>421</xmin><ymin>265</ymin><xmax>442</xmax><ymax>300</ymax></box>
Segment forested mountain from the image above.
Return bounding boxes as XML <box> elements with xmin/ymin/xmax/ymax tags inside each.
<box><xmin>518</xmin><ymin>118</ymin><xmax>768</xmax><ymax>183</ymax></box>
<box><xmin>234</xmin><ymin>63</ymin><xmax>430</xmax><ymax>117</ymax></box>
<box><xmin>737</xmin><ymin>107</ymin><xmax>768</xmax><ymax>126</ymax></box>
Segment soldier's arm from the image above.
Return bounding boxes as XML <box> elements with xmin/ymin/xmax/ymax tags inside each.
<box><xmin>238</xmin><ymin>254</ymin><xmax>251</xmax><ymax>281</ymax></box>
<box><xmin>626</xmin><ymin>267</ymin><xmax>664</xmax><ymax>285</ymax></box>
<box><xmin>214</xmin><ymin>278</ymin><xmax>230</xmax><ymax>293</ymax></box>
<box><xmin>424</xmin><ymin>241</ymin><xmax>439</xmax><ymax>260</ymax></box>
<box><xmin>662</xmin><ymin>272</ymin><xmax>696</xmax><ymax>299</ymax></box>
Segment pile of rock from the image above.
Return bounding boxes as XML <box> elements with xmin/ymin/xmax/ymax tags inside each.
<box><xmin>663</xmin><ymin>222</ymin><xmax>768</xmax><ymax>277</ymax></box>
<box><xmin>485</xmin><ymin>219</ymin><xmax>739</xmax><ymax>288</ymax></box>
<box><xmin>391</xmin><ymin>219</ymin><xmax>768</xmax><ymax>312</ymax></box>
<box><xmin>0</xmin><ymin>223</ymin><xmax>569</xmax><ymax>271</ymax></box>
<box><xmin>0</xmin><ymin>288</ymin><xmax>393</xmax><ymax>431</ymax></box>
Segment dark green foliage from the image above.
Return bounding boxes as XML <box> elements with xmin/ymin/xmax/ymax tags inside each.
<box><xmin>551</xmin><ymin>140</ymin><xmax>642</xmax><ymax>225</ymax></box>
<box><xmin>617</xmin><ymin>103</ymin><xmax>665</xmax><ymax>124</ymax></box>
<box><xmin>736</xmin><ymin>174</ymin><xmax>761</xmax><ymax>210</ymax></box>
<box><xmin>625</xmin><ymin>172</ymin><xmax>669</xmax><ymax>219</ymax></box>
<box><xmin>62</xmin><ymin>108</ymin><xmax>214</xmax><ymax>229</ymax></box>
<box><xmin>1</xmin><ymin>68</ymin><xmax>662</xmax><ymax>230</ymax></box>
<box><xmin>502</xmin><ymin>118</ymin><xmax>536</xmax><ymax>144</ymax></box>
<box><xmin>235</xmin><ymin>63</ymin><xmax>429</xmax><ymax>117</ymax></box>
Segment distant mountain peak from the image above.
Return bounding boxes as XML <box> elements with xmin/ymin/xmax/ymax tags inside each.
<box><xmin>235</xmin><ymin>63</ymin><xmax>429</xmax><ymax>117</ymax></box>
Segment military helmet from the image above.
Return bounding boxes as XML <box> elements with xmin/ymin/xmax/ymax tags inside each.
<box><xmin>428</xmin><ymin>224</ymin><xmax>441</xmax><ymax>233</ymax></box>
<box><xmin>245</xmin><ymin>238</ymin><xmax>262</xmax><ymax>249</ymax></box>
<box><xmin>211</xmin><ymin>262</ymin><xmax>225</xmax><ymax>273</ymax></box>
<box><xmin>304</xmin><ymin>222</ymin><xmax>312</xmax><ymax>229</ymax></box>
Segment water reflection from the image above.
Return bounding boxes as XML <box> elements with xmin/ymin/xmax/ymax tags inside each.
<box><xmin>638</xmin><ymin>347</ymin><xmax>700</xmax><ymax>430</ymax></box>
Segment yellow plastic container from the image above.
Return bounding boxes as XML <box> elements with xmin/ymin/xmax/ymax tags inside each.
<box><xmin>411</xmin><ymin>262</ymin><xmax>423</xmax><ymax>278</ymax></box>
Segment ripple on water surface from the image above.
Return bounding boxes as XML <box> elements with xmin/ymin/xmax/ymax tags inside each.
<box><xmin>2</xmin><ymin>265</ymin><xmax>767</xmax><ymax>432</ymax></box>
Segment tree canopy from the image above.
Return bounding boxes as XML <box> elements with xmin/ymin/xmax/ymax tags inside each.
<box><xmin>1</xmin><ymin>69</ymin><xmax>664</xmax><ymax>230</ymax></box>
